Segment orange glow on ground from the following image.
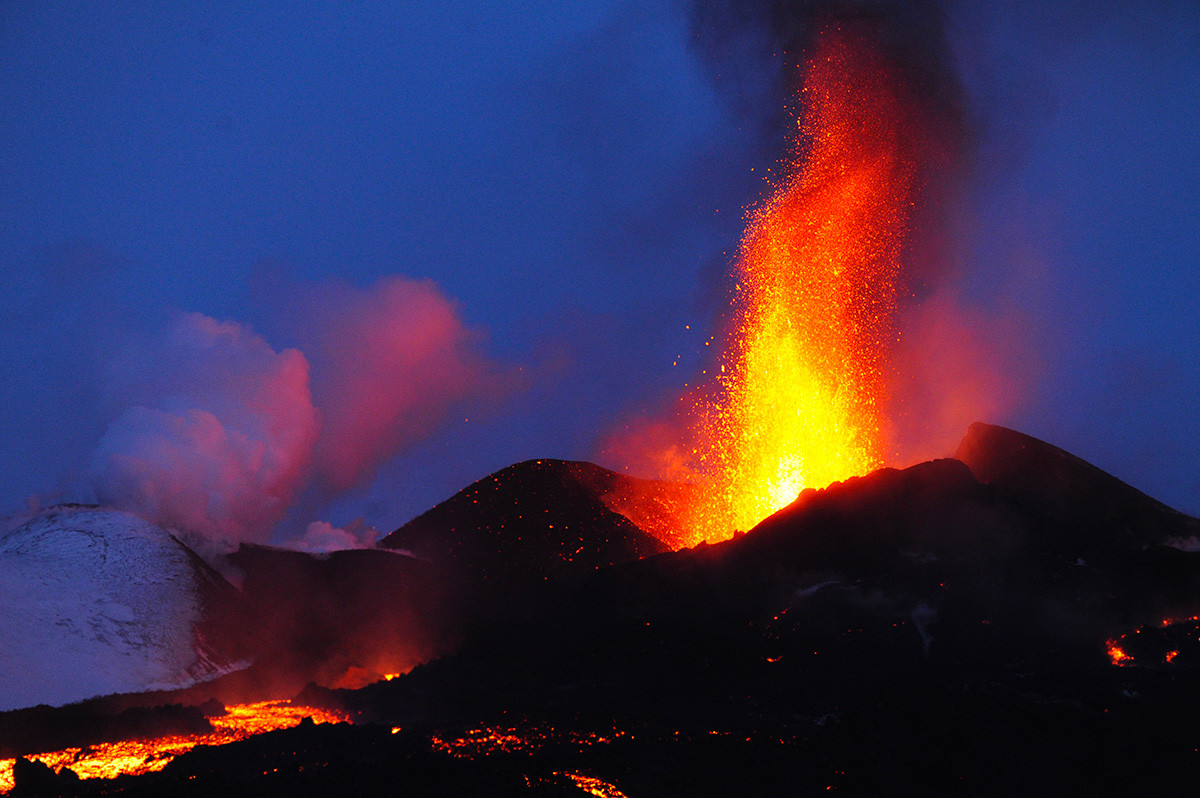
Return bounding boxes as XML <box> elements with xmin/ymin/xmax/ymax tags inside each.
<box><xmin>429</xmin><ymin>724</ymin><xmax>623</xmax><ymax>760</ymax></box>
<box><xmin>429</xmin><ymin>724</ymin><xmax>634</xmax><ymax>796</ymax></box>
<box><xmin>561</xmin><ymin>771</ymin><xmax>630</xmax><ymax>798</ymax></box>
<box><xmin>1107</xmin><ymin>641</ymin><xmax>1134</xmax><ymax>667</ymax></box>
<box><xmin>0</xmin><ymin>701</ymin><xmax>346</xmax><ymax>792</ymax></box>
<box><xmin>683</xmin><ymin>28</ymin><xmax>923</xmax><ymax>543</ymax></box>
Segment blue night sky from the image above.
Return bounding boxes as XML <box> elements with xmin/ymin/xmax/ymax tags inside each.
<box><xmin>2</xmin><ymin>1</ymin><xmax>1198</xmax><ymax>544</ymax></box>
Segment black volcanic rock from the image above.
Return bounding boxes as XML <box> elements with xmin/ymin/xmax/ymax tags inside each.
<box><xmin>0</xmin><ymin>702</ymin><xmax>213</xmax><ymax>760</ymax></box>
<box><xmin>343</xmin><ymin>425</ymin><xmax>1200</xmax><ymax>730</ymax></box>
<box><xmin>956</xmin><ymin>421</ymin><xmax>1200</xmax><ymax>553</ymax></box>
<box><xmin>379</xmin><ymin>459</ymin><xmax>672</xmax><ymax>583</ymax></box>
<box><xmin>223</xmin><ymin>545</ymin><xmax>463</xmax><ymax>693</ymax></box>
<box><xmin>10</xmin><ymin>757</ymin><xmax>60</xmax><ymax>796</ymax></box>
<box><xmin>28</xmin><ymin>425</ymin><xmax>1200</xmax><ymax>795</ymax></box>
<box><xmin>741</xmin><ymin>457</ymin><xmax>1014</xmax><ymax>574</ymax></box>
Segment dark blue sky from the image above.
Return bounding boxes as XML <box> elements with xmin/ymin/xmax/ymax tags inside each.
<box><xmin>2</xmin><ymin>0</ymin><xmax>1198</xmax><ymax>541</ymax></box>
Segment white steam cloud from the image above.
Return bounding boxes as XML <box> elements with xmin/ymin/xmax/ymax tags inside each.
<box><xmin>285</xmin><ymin>520</ymin><xmax>382</xmax><ymax>554</ymax></box>
<box><xmin>90</xmin><ymin>276</ymin><xmax>508</xmax><ymax>547</ymax></box>
<box><xmin>91</xmin><ymin>313</ymin><xmax>319</xmax><ymax>544</ymax></box>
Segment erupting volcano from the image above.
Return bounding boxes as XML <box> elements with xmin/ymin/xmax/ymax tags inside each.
<box><xmin>685</xmin><ymin>27</ymin><xmax>932</xmax><ymax>542</ymax></box>
<box><xmin>5</xmin><ymin>4</ymin><xmax>1200</xmax><ymax>795</ymax></box>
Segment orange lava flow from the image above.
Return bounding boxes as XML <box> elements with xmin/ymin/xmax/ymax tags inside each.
<box><xmin>0</xmin><ymin>701</ymin><xmax>346</xmax><ymax>792</ymax></box>
<box><xmin>561</xmin><ymin>771</ymin><xmax>631</xmax><ymax>798</ymax></box>
<box><xmin>687</xmin><ymin>28</ymin><xmax>922</xmax><ymax>542</ymax></box>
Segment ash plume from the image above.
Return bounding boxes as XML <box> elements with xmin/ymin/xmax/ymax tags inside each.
<box><xmin>687</xmin><ymin>1</ymin><xmax>976</xmax><ymax>298</ymax></box>
<box><xmin>286</xmin><ymin>520</ymin><xmax>382</xmax><ymax>555</ymax></box>
<box><xmin>688</xmin><ymin>0</ymin><xmax>967</xmax><ymax>171</ymax></box>
<box><xmin>266</xmin><ymin>274</ymin><xmax>514</xmax><ymax>495</ymax></box>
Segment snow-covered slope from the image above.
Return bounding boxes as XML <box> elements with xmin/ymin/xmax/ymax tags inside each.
<box><xmin>0</xmin><ymin>506</ymin><xmax>243</xmax><ymax>711</ymax></box>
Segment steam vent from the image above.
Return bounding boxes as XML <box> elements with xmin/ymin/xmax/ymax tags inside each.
<box><xmin>4</xmin><ymin>423</ymin><xmax>1200</xmax><ymax>794</ymax></box>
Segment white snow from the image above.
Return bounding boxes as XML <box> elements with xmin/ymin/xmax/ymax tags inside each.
<box><xmin>0</xmin><ymin>506</ymin><xmax>233</xmax><ymax>711</ymax></box>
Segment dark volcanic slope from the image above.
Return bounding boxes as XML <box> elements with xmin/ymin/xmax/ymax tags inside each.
<box><xmin>956</xmin><ymin>421</ymin><xmax>1200</xmax><ymax>553</ymax></box>
<box><xmin>314</xmin><ymin>425</ymin><xmax>1200</xmax><ymax>793</ymax></box>
<box><xmin>379</xmin><ymin>459</ymin><xmax>673</xmax><ymax>582</ymax></box>
<box><xmin>21</xmin><ymin>425</ymin><xmax>1200</xmax><ymax>795</ymax></box>
<box><xmin>224</xmin><ymin>545</ymin><xmax>462</xmax><ymax>692</ymax></box>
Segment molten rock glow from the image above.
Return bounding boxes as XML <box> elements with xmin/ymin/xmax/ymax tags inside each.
<box><xmin>689</xmin><ymin>28</ymin><xmax>924</xmax><ymax>541</ymax></box>
<box><xmin>0</xmin><ymin>701</ymin><xmax>346</xmax><ymax>792</ymax></box>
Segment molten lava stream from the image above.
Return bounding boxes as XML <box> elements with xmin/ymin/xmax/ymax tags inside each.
<box><xmin>0</xmin><ymin>700</ymin><xmax>346</xmax><ymax>792</ymax></box>
<box><xmin>687</xmin><ymin>26</ymin><xmax>925</xmax><ymax>543</ymax></box>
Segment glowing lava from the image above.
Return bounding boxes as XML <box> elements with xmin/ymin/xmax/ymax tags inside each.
<box><xmin>687</xmin><ymin>26</ymin><xmax>926</xmax><ymax>542</ymax></box>
<box><xmin>1106</xmin><ymin>641</ymin><xmax>1134</xmax><ymax>667</ymax></box>
<box><xmin>561</xmin><ymin>771</ymin><xmax>630</xmax><ymax>798</ymax></box>
<box><xmin>0</xmin><ymin>701</ymin><xmax>346</xmax><ymax>792</ymax></box>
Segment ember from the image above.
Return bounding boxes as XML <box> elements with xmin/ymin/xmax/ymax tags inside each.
<box><xmin>1102</xmin><ymin>616</ymin><xmax>1200</xmax><ymax>668</ymax></box>
<box><xmin>560</xmin><ymin>771</ymin><xmax>630</xmax><ymax>798</ymax></box>
<box><xmin>1107</xmin><ymin>641</ymin><xmax>1134</xmax><ymax>667</ymax></box>
<box><xmin>0</xmin><ymin>700</ymin><xmax>346</xmax><ymax>792</ymax></box>
<box><xmin>429</xmin><ymin>723</ymin><xmax>623</xmax><ymax>760</ymax></box>
<box><xmin>686</xmin><ymin>26</ymin><xmax>926</xmax><ymax>542</ymax></box>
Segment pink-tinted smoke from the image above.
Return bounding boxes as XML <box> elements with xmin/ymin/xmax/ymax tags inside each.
<box><xmin>279</xmin><ymin>275</ymin><xmax>510</xmax><ymax>495</ymax></box>
<box><xmin>285</xmin><ymin>520</ymin><xmax>383</xmax><ymax>554</ymax></box>
<box><xmin>90</xmin><ymin>313</ymin><xmax>319</xmax><ymax>544</ymax></box>
<box><xmin>886</xmin><ymin>289</ymin><xmax>1031</xmax><ymax>467</ymax></box>
<box><xmin>90</xmin><ymin>274</ymin><xmax>511</xmax><ymax>547</ymax></box>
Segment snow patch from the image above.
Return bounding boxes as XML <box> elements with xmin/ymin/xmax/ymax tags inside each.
<box><xmin>0</xmin><ymin>506</ymin><xmax>235</xmax><ymax>711</ymax></box>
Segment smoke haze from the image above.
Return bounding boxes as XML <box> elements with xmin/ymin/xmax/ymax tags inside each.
<box><xmin>271</xmin><ymin>275</ymin><xmax>512</xmax><ymax>495</ymax></box>
<box><xmin>91</xmin><ymin>314</ymin><xmax>318</xmax><ymax>544</ymax></box>
<box><xmin>90</xmin><ymin>275</ymin><xmax>511</xmax><ymax>547</ymax></box>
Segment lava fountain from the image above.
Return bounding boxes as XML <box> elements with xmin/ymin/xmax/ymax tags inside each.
<box><xmin>687</xmin><ymin>26</ymin><xmax>934</xmax><ymax>542</ymax></box>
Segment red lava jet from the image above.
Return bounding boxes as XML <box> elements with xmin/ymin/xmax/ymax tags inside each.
<box><xmin>674</xmin><ymin>24</ymin><xmax>943</xmax><ymax>545</ymax></box>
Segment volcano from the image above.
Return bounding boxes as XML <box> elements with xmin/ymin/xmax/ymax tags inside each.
<box><xmin>6</xmin><ymin>424</ymin><xmax>1200</xmax><ymax>795</ymax></box>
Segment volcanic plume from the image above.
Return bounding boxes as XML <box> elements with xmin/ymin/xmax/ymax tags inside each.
<box><xmin>89</xmin><ymin>314</ymin><xmax>319</xmax><ymax>546</ymax></box>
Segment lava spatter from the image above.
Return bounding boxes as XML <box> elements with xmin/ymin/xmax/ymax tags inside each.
<box><xmin>686</xmin><ymin>27</ymin><xmax>927</xmax><ymax>542</ymax></box>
